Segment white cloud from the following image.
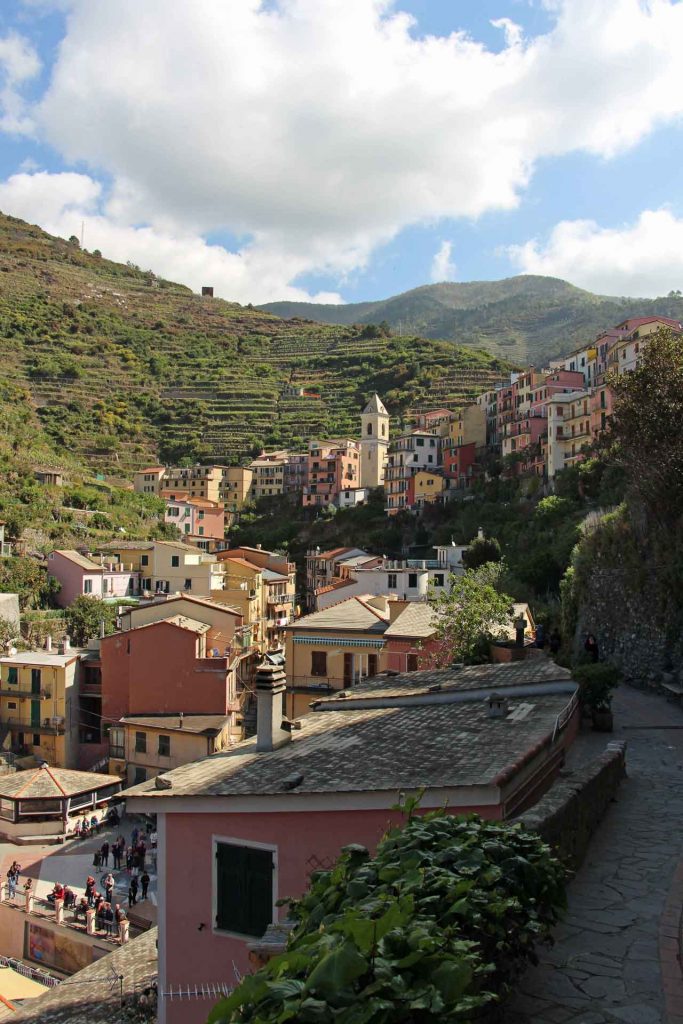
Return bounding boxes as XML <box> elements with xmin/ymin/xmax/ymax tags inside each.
<box><xmin>431</xmin><ymin>240</ymin><xmax>457</xmax><ymax>282</ymax></box>
<box><xmin>0</xmin><ymin>32</ymin><xmax>40</xmax><ymax>134</ymax></box>
<box><xmin>2</xmin><ymin>0</ymin><xmax>683</xmax><ymax>300</ymax></box>
<box><xmin>507</xmin><ymin>208</ymin><xmax>683</xmax><ymax>297</ymax></box>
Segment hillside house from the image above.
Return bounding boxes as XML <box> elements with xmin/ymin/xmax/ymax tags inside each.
<box><xmin>48</xmin><ymin>549</ymin><xmax>140</xmax><ymax>608</ymax></box>
<box><xmin>123</xmin><ymin>659</ymin><xmax>579</xmax><ymax>1024</ymax></box>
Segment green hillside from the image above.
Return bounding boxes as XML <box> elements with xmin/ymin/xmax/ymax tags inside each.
<box><xmin>260</xmin><ymin>277</ymin><xmax>683</xmax><ymax>365</ymax></box>
<box><xmin>0</xmin><ymin>212</ymin><xmax>511</xmax><ymax>476</ymax></box>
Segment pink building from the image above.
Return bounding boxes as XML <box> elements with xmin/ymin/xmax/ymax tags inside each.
<box><xmin>124</xmin><ymin>660</ymin><xmax>579</xmax><ymax>1024</ymax></box>
<box><xmin>47</xmin><ymin>550</ymin><xmax>140</xmax><ymax>608</ymax></box>
<box><xmin>302</xmin><ymin>439</ymin><xmax>360</xmax><ymax>508</ymax></box>
<box><xmin>162</xmin><ymin>492</ymin><xmax>225</xmax><ymax>549</ymax></box>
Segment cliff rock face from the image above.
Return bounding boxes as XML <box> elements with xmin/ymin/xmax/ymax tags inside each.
<box><xmin>573</xmin><ymin>514</ymin><xmax>683</xmax><ymax>691</ymax></box>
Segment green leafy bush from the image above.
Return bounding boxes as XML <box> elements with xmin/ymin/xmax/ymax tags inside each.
<box><xmin>572</xmin><ymin>663</ymin><xmax>620</xmax><ymax>711</ymax></box>
<box><xmin>209</xmin><ymin>812</ymin><xmax>566</xmax><ymax>1024</ymax></box>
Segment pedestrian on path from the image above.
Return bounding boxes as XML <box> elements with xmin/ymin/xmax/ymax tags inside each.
<box><xmin>101</xmin><ymin>841</ymin><xmax>109</xmax><ymax>867</ymax></box>
<box><xmin>126</xmin><ymin>847</ymin><xmax>133</xmax><ymax>874</ymax></box>
<box><xmin>115</xmin><ymin>903</ymin><xmax>127</xmax><ymax>939</ymax></box>
<box><xmin>103</xmin><ymin>872</ymin><xmax>114</xmax><ymax>904</ymax></box>
<box><xmin>131</xmin><ymin>826</ymin><xmax>139</xmax><ymax>846</ymax></box>
<box><xmin>584</xmin><ymin>633</ymin><xmax>599</xmax><ymax>663</ymax></box>
<box><xmin>103</xmin><ymin>902</ymin><xmax>115</xmax><ymax>937</ymax></box>
<box><xmin>140</xmin><ymin>871</ymin><xmax>150</xmax><ymax>901</ymax></box>
<box><xmin>93</xmin><ymin>849</ymin><xmax>102</xmax><ymax>870</ymax></box>
<box><xmin>128</xmin><ymin>876</ymin><xmax>138</xmax><ymax>906</ymax></box>
<box><xmin>112</xmin><ymin>841</ymin><xmax>121</xmax><ymax>870</ymax></box>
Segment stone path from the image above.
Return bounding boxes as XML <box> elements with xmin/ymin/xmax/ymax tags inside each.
<box><xmin>507</xmin><ymin>684</ymin><xmax>683</xmax><ymax>1024</ymax></box>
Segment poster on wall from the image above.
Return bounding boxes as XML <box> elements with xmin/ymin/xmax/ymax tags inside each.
<box><xmin>26</xmin><ymin>922</ymin><xmax>92</xmax><ymax>974</ymax></box>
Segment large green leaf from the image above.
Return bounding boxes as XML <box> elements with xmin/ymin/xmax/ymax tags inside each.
<box><xmin>304</xmin><ymin>939</ymin><xmax>368</xmax><ymax>998</ymax></box>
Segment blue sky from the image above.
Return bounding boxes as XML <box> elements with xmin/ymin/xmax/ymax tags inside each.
<box><xmin>1</xmin><ymin>0</ymin><xmax>683</xmax><ymax>303</ymax></box>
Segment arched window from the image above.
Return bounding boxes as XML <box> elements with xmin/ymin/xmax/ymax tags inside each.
<box><xmin>367</xmin><ymin>423</ymin><xmax>372</xmax><ymax>435</ymax></box>
<box><xmin>381</xmin><ymin>423</ymin><xmax>386</xmax><ymax>436</ymax></box>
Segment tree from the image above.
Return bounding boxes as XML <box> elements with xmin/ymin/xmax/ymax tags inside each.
<box><xmin>429</xmin><ymin>563</ymin><xmax>513</xmax><ymax>666</ymax></box>
<box><xmin>64</xmin><ymin>596</ymin><xmax>117</xmax><ymax>646</ymax></box>
<box><xmin>68</xmin><ymin>235</ymin><xmax>80</xmax><ymax>247</ymax></box>
<box><xmin>603</xmin><ymin>328</ymin><xmax>683</xmax><ymax>530</ymax></box>
<box><xmin>0</xmin><ymin>557</ymin><xmax>60</xmax><ymax>610</ymax></box>
<box><xmin>462</xmin><ymin>532</ymin><xmax>502</xmax><ymax>570</ymax></box>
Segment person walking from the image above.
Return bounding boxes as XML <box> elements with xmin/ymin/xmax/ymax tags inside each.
<box><xmin>128</xmin><ymin>875</ymin><xmax>138</xmax><ymax>907</ymax></box>
<box><xmin>101</xmin><ymin>841</ymin><xmax>109</xmax><ymax>867</ymax></box>
<box><xmin>112</xmin><ymin>841</ymin><xmax>121</xmax><ymax>870</ymax></box>
<box><xmin>131</xmin><ymin>826</ymin><xmax>139</xmax><ymax>847</ymax></box>
<box><xmin>584</xmin><ymin>633</ymin><xmax>600</xmax><ymax>663</ymax></box>
<box><xmin>140</xmin><ymin>871</ymin><xmax>150</xmax><ymax>901</ymax></box>
<box><xmin>103</xmin><ymin>872</ymin><xmax>114</xmax><ymax>905</ymax></box>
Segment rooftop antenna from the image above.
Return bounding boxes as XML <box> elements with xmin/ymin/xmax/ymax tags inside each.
<box><xmin>80</xmin><ymin>220</ymin><xmax>85</xmax><ymax>249</ymax></box>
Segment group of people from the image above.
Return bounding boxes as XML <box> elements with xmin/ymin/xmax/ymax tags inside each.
<box><xmin>94</xmin><ymin>832</ymin><xmax>148</xmax><ymax>876</ymax></box>
<box><xmin>534</xmin><ymin>626</ymin><xmax>600</xmax><ymax>663</ymax></box>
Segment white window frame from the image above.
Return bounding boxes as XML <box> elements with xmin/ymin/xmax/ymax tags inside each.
<box><xmin>212</xmin><ymin>834</ymin><xmax>278</xmax><ymax>940</ymax></box>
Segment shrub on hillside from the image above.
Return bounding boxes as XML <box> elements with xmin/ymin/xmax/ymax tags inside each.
<box><xmin>209</xmin><ymin>811</ymin><xmax>566</xmax><ymax>1024</ymax></box>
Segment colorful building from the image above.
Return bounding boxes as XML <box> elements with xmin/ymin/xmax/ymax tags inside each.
<box><xmin>359</xmin><ymin>394</ymin><xmax>390</xmax><ymax>489</ymax></box>
<box><xmin>48</xmin><ymin>549</ymin><xmax>140</xmax><ymax>608</ymax></box>
<box><xmin>112</xmin><ymin>713</ymin><xmax>234</xmax><ymax>787</ymax></box>
<box><xmin>0</xmin><ymin>645</ymin><xmax>82</xmax><ymax>767</ymax></box>
<box><xmin>123</xmin><ymin>659</ymin><xmax>579</xmax><ymax>1024</ymax></box>
<box><xmin>385</xmin><ymin>431</ymin><xmax>441</xmax><ymax>513</ymax></box>
<box><xmin>162</xmin><ymin>493</ymin><xmax>225</xmax><ymax>548</ymax></box>
<box><xmin>303</xmin><ymin>439</ymin><xmax>360</xmax><ymax>508</ymax></box>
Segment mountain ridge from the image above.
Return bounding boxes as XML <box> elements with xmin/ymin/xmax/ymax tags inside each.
<box><xmin>259</xmin><ymin>276</ymin><xmax>683</xmax><ymax>365</ymax></box>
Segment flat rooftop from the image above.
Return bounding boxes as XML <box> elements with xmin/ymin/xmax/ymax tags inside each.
<box><xmin>123</xmin><ymin>662</ymin><xmax>577</xmax><ymax>802</ymax></box>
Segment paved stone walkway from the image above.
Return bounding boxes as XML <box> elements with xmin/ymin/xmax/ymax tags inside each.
<box><xmin>507</xmin><ymin>684</ymin><xmax>683</xmax><ymax>1024</ymax></box>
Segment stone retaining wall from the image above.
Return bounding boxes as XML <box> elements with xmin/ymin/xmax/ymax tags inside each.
<box><xmin>516</xmin><ymin>741</ymin><xmax>626</xmax><ymax>872</ymax></box>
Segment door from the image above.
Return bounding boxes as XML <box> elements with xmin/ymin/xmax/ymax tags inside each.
<box><xmin>31</xmin><ymin>701</ymin><xmax>41</xmax><ymax>728</ymax></box>
<box><xmin>343</xmin><ymin>653</ymin><xmax>353</xmax><ymax>686</ymax></box>
<box><xmin>368</xmin><ymin>654</ymin><xmax>378</xmax><ymax>678</ymax></box>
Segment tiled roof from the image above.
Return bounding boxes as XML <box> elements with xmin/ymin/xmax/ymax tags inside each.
<box><xmin>0</xmin><ymin>651</ymin><xmax>79</xmax><ymax>667</ymax></box>
<box><xmin>8</xmin><ymin>928</ymin><xmax>157</xmax><ymax>1024</ymax></box>
<box><xmin>345</xmin><ymin>659</ymin><xmax>571</xmax><ymax>699</ymax></box>
<box><xmin>218</xmin><ymin>556</ymin><xmax>262</xmax><ymax>571</ymax></box>
<box><xmin>132</xmin><ymin>614</ymin><xmax>211</xmax><ymax>635</ymax></box>
<box><xmin>261</xmin><ymin>567</ymin><xmax>288</xmax><ymax>582</ymax></box>
<box><xmin>362</xmin><ymin>393</ymin><xmax>388</xmax><ymax>415</ymax></box>
<box><xmin>287</xmin><ymin>595</ymin><xmax>389</xmax><ymax>632</ymax></box>
<box><xmin>52</xmin><ymin>549</ymin><xmax>103</xmax><ymax>571</ymax></box>
<box><xmin>0</xmin><ymin>765</ymin><xmax>116</xmax><ymax>800</ymax></box>
<box><xmin>122</xmin><ymin>664</ymin><xmax>576</xmax><ymax>801</ymax></box>
<box><xmin>314</xmin><ymin>546</ymin><xmax>354</xmax><ymax>560</ymax></box>
<box><xmin>120</xmin><ymin>714</ymin><xmax>230</xmax><ymax>735</ymax></box>
<box><xmin>314</xmin><ymin>578</ymin><xmax>355</xmax><ymax>596</ymax></box>
<box><xmin>123</xmin><ymin>595</ymin><xmax>241</xmax><ymax>618</ymax></box>
<box><xmin>384</xmin><ymin>603</ymin><xmax>436</xmax><ymax>639</ymax></box>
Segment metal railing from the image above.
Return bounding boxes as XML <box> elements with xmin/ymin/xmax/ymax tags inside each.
<box><xmin>0</xmin><ymin>955</ymin><xmax>60</xmax><ymax>988</ymax></box>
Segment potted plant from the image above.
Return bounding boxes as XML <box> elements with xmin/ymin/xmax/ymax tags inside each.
<box><xmin>572</xmin><ymin>664</ymin><xmax>620</xmax><ymax>732</ymax></box>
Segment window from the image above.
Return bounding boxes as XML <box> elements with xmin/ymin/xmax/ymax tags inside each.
<box><xmin>7</xmin><ymin>702</ymin><xmax>16</xmax><ymax>710</ymax></box>
<box><xmin>33</xmin><ymin>734</ymin><xmax>40</xmax><ymax>747</ymax></box>
<box><xmin>198</xmin><ymin>510</ymin><xmax>205</xmax><ymax>520</ymax></box>
<box><xmin>135</xmin><ymin>731</ymin><xmax>147</xmax><ymax>754</ymax></box>
<box><xmin>133</xmin><ymin>767</ymin><xmax>147</xmax><ymax>786</ymax></box>
<box><xmin>84</xmin><ymin>579</ymin><xmax>93</xmax><ymax>594</ymax></box>
<box><xmin>408</xmin><ymin>573</ymin><xmax>418</xmax><ymax>588</ymax></box>
<box><xmin>428</xmin><ymin>455</ymin><xmax>433</xmax><ymax>463</ymax></box>
<box><xmin>433</xmin><ymin>573</ymin><xmax>445</xmax><ymax>587</ymax></box>
<box><xmin>158</xmin><ymin>734</ymin><xmax>171</xmax><ymax>757</ymax></box>
<box><xmin>184</xmin><ymin>523</ymin><xmax>191</xmax><ymax>533</ymax></box>
<box><xmin>387</xmin><ymin>573</ymin><xmax>397</xmax><ymax>589</ymax></box>
<box><xmin>198</xmin><ymin>526</ymin><xmax>204</xmax><ymax>536</ymax></box>
<box><xmin>215</xmin><ymin>840</ymin><xmax>274</xmax><ymax>937</ymax></box>
<box><xmin>171</xmin><ymin>555</ymin><xmax>180</xmax><ymax>567</ymax></box>
<box><xmin>109</xmin><ymin>727</ymin><xmax>125</xmax><ymax>760</ymax></box>
<box><xmin>184</xmin><ymin>579</ymin><xmax>192</xmax><ymax>590</ymax></box>
<box><xmin>416</xmin><ymin>438</ymin><xmax>424</xmax><ymax>447</ymax></box>
<box><xmin>368</xmin><ymin>654</ymin><xmax>378</xmax><ymax>677</ymax></box>
<box><xmin>407</xmin><ymin>654</ymin><xmax>419</xmax><ymax>672</ymax></box>
<box><xmin>7</xmin><ymin>668</ymin><xmax>17</xmax><ymax>685</ymax></box>
<box><xmin>311</xmin><ymin>651</ymin><xmax>327</xmax><ymax>676</ymax></box>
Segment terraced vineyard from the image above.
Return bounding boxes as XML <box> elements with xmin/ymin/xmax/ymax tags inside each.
<box><xmin>0</xmin><ymin>213</ymin><xmax>510</xmax><ymax>472</ymax></box>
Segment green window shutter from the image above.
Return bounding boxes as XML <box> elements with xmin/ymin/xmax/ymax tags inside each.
<box><xmin>215</xmin><ymin>843</ymin><xmax>273</xmax><ymax>937</ymax></box>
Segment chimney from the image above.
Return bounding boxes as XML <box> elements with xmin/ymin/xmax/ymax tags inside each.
<box><xmin>255</xmin><ymin>664</ymin><xmax>290</xmax><ymax>753</ymax></box>
<box><xmin>178</xmin><ymin>712</ymin><xmax>184</xmax><ymax>729</ymax></box>
<box><xmin>487</xmin><ymin>693</ymin><xmax>508</xmax><ymax>718</ymax></box>
<box><xmin>45</xmin><ymin>636</ymin><xmax>52</xmax><ymax>652</ymax></box>
<box><xmin>64</xmin><ymin>636</ymin><xmax>70</xmax><ymax>652</ymax></box>
<box><xmin>256</xmin><ymin>543</ymin><xmax>262</xmax><ymax>550</ymax></box>
<box><xmin>99</xmin><ymin>619</ymin><xmax>106</xmax><ymax>639</ymax></box>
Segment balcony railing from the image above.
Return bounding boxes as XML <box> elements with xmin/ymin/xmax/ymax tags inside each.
<box><xmin>0</xmin><ymin>688</ymin><xmax>52</xmax><ymax>700</ymax></box>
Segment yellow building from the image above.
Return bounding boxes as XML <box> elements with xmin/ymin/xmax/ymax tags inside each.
<box><xmin>213</xmin><ymin>555</ymin><xmax>265</xmax><ymax>649</ymax></box>
<box><xmin>409</xmin><ymin>469</ymin><xmax>447</xmax><ymax>508</ymax></box>
<box><xmin>446</xmin><ymin>404</ymin><xmax>486</xmax><ymax>449</ymax></box>
<box><xmin>248</xmin><ymin>454</ymin><xmax>288</xmax><ymax>499</ymax></box>
<box><xmin>111</xmin><ymin>713</ymin><xmax>233</xmax><ymax>787</ymax></box>
<box><xmin>219</xmin><ymin>466</ymin><xmax>254</xmax><ymax>514</ymax></box>
<box><xmin>97</xmin><ymin>541</ymin><xmax>228</xmax><ymax>598</ymax></box>
<box><xmin>0</xmin><ymin>647</ymin><xmax>81</xmax><ymax>767</ymax></box>
<box><xmin>284</xmin><ymin>595</ymin><xmax>390</xmax><ymax>718</ymax></box>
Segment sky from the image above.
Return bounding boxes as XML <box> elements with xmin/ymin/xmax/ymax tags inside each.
<box><xmin>1</xmin><ymin>0</ymin><xmax>683</xmax><ymax>305</ymax></box>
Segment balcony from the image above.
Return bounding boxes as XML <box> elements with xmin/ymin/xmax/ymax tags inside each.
<box><xmin>0</xmin><ymin>688</ymin><xmax>52</xmax><ymax>700</ymax></box>
<box><xmin>2</xmin><ymin>715</ymin><xmax>65</xmax><ymax>735</ymax></box>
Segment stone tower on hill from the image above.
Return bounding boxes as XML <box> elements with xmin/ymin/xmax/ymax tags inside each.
<box><xmin>360</xmin><ymin>394</ymin><xmax>390</xmax><ymax>489</ymax></box>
